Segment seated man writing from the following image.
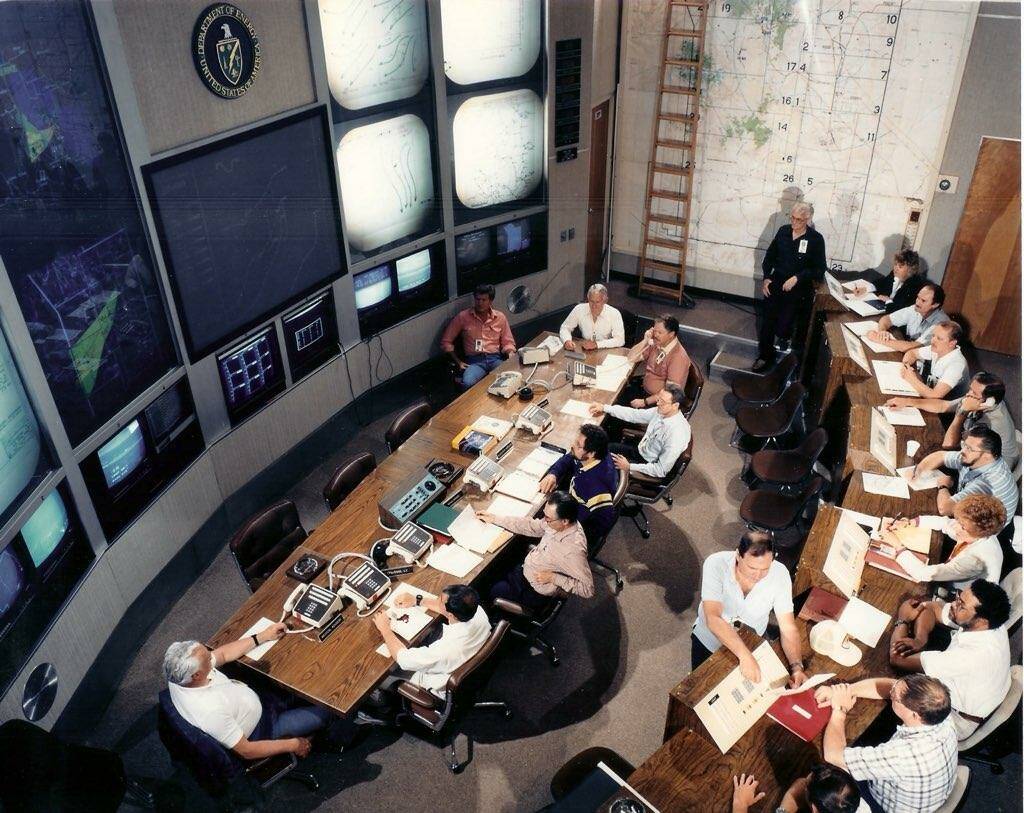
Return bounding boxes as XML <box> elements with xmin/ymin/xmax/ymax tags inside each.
<box><xmin>888</xmin><ymin>579</ymin><xmax>1012</xmax><ymax>740</ymax></box>
<box><xmin>897</xmin><ymin>320</ymin><xmax>969</xmax><ymax>399</ymax></box>
<box><xmin>866</xmin><ymin>282</ymin><xmax>948</xmax><ymax>352</ymax></box>
<box><xmin>912</xmin><ymin>426</ymin><xmax>1018</xmax><ymax>527</ymax></box>
<box><xmin>622</xmin><ymin>314</ymin><xmax>690</xmax><ymax>407</ymax></box>
<box><xmin>692</xmin><ymin>532</ymin><xmax>808</xmax><ymax>688</ymax></box>
<box><xmin>816</xmin><ymin>675</ymin><xmax>957</xmax><ymax>813</ymax></box>
<box><xmin>538</xmin><ymin>424</ymin><xmax>618</xmax><ymax>542</ymax></box>
<box><xmin>588</xmin><ymin>382</ymin><xmax>691</xmax><ymax>482</ymax></box>
<box><xmin>439</xmin><ymin>284</ymin><xmax>516</xmax><ymax>388</ymax></box>
<box><xmin>878</xmin><ymin>494</ymin><xmax>1005</xmax><ymax>588</ymax></box>
<box><xmin>559</xmin><ymin>283</ymin><xmax>625</xmax><ymax>350</ymax></box>
<box><xmin>372</xmin><ymin>584</ymin><xmax>491</xmax><ymax>699</ymax></box>
<box><xmin>163</xmin><ymin>624</ymin><xmax>347</xmax><ymax>759</ymax></box>
<box><xmin>480</xmin><ymin>491</ymin><xmax>594</xmax><ymax>610</ymax></box>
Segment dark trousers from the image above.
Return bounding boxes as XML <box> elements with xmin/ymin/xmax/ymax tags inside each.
<box><xmin>757</xmin><ymin>288</ymin><xmax>803</xmax><ymax>359</ymax></box>
<box><xmin>690</xmin><ymin>633</ymin><xmax>715</xmax><ymax>672</ymax></box>
<box><xmin>608</xmin><ymin>442</ymin><xmax>644</xmax><ymax>464</ymax></box>
<box><xmin>490</xmin><ymin>565</ymin><xmax>551</xmax><ymax>611</ymax></box>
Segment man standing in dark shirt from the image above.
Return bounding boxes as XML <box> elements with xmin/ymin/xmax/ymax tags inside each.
<box><xmin>754</xmin><ymin>201</ymin><xmax>827</xmax><ymax>371</ymax></box>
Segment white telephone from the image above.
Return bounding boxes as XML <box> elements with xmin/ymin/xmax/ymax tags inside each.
<box><xmin>515</xmin><ymin>404</ymin><xmax>553</xmax><ymax>436</ymax></box>
<box><xmin>328</xmin><ymin>553</ymin><xmax>392</xmax><ymax>617</ymax></box>
<box><xmin>280</xmin><ymin>583</ymin><xmax>341</xmax><ymax>630</ymax></box>
<box><xmin>386</xmin><ymin>521</ymin><xmax>434</xmax><ymax>565</ymax></box>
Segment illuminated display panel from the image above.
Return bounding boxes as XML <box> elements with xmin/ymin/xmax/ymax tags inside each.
<box><xmin>396</xmin><ymin>249</ymin><xmax>431</xmax><ymax>293</ymax></box>
<box><xmin>337</xmin><ymin>114</ymin><xmax>435</xmax><ymax>253</ymax></box>
<box><xmin>0</xmin><ymin>329</ymin><xmax>43</xmax><ymax>527</ymax></box>
<box><xmin>497</xmin><ymin>217</ymin><xmax>532</xmax><ymax>255</ymax></box>
<box><xmin>21</xmin><ymin>491</ymin><xmax>69</xmax><ymax>571</ymax></box>
<box><xmin>441</xmin><ymin>0</ymin><xmax>541</xmax><ymax>86</ymax></box>
<box><xmin>452</xmin><ymin>89</ymin><xmax>543</xmax><ymax>208</ymax></box>
<box><xmin>97</xmin><ymin>419</ymin><xmax>147</xmax><ymax>491</ymax></box>
<box><xmin>216</xmin><ymin>329</ymin><xmax>284</xmax><ymax>421</ymax></box>
<box><xmin>456</xmin><ymin>229</ymin><xmax>492</xmax><ymax>267</ymax></box>
<box><xmin>320</xmin><ymin>0</ymin><xmax>430</xmax><ymax>110</ymax></box>
<box><xmin>353</xmin><ymin>264</ymin><xmax>393</xmax><ymax>311</ymax></box>
<box><xmin>282</xmin><ymin>292</ymin><xmax>339</xmax><ymax>380</ymax></box>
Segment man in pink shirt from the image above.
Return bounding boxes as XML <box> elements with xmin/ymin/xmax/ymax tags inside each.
<box><xmin>439</xmin><ymin>284</ymin><xmax>517</xmax><ymax>388</ymax></box>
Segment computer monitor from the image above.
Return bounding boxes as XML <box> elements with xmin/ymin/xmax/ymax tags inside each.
<box><xmin>353</xmin><ymin>264</ymin><xmax>393</xmax><ymax>311</ymax></box>
<box><xmin>20</xmin><ymin>491</ymin><xmax>69</xmax><ymax>573</ymax></box>
<box><xmin>0</xmin><ymin>545</ymin><xmax>26</xmax><ymax>623</ymax></box>
<box><xmin>217</xmin><ymin>328</ymin><xmax>285</xmax><ymax>421</ymax></box>
<box><xmin>143</xmin><ymin>382</ymin><xmax>192</xmax><ymax>451</ymax></box>
<box><xmin>396</xmin><ymin>249</ymin><xmax>432</xmax><ymax>294</ymax></box>
<box><xmin>496</xmin><ymin>217</ymin><xmax>532</xmax><ymax>256</ymax></box>
<box><xmin>455</xmin><ymin>229</ymin><xmax>492</xmax><ymax>268</ymax></box>
<box><xmin>97</xmin><ymin>420</ymin><xmax>147</xmax><ymax>492</ymax></box>
<box><xmin>282</xmin><ymin>292</ymin><xmax>339</xmax><ymax>380</ymax></box>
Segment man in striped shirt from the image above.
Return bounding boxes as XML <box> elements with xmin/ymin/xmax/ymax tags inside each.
<box><xmin>539</xmin><ymin>424</ymin><xmax>618</xmax><ymax>542</ymax></box>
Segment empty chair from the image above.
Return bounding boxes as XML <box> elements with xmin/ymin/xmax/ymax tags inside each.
<box><xmin>549</xmin><ymin>746</ymin><xmax>636</xmax><ymax>803</ymax></box>
<box><xmin>681</xmin><ymin>359</ymin><xmax>704</xmax><ymax>420</ymax></box>
<box><xmin>933</xmin><ymin>765</ymin><xmax>970</xmax><ymax>813</ymax></box>
<box><xmin>394</xmin><ymin>620</ymin><xmax>511</xmax><ymax>773</ymax></box>
<box><xmin>385</xmin><ymin>399</ymin><xmax>433</xmax><ymax>454</ymax></box>
<box><xmin>748</xmin><ymin>427</ymin><xmax>828</xmax><ymax>491</ymax></box>
<box><xmin>586</xmin><ymin>469</ymin><xmax>630</xmax><ymax>593</ymax></box>
<box><xmin>740</xmin><ymin>475</ymin><xmax>825</xmax><ymax>542</ymax></box>
<box><xmin>493</xmin><ymin>589</ymin><xmax>569</xmax><ymax>667</ymax></box>
<box><xmin>958</xmin><ymin>665</ymin><xmax>1023</xmax><ymax>774</ymax></box>
<box><xmin>322</xmin><ymin>452</ymin><xmax>377</xmax><ymax>511</ymax></box>
<box><xmin>729</xmin><ymin>353</ymin><xmax>799</xmax><ymax>406</ymax></box>
<box><xmin>732</xmin><ymin>381</ymin><xmax>806</xmax><ymax>451</ymax></box>
<box><xmin>1002</xmin><ymin>568</ymin><xmax>1022</xmax><ymax>630</ymax></box>
<box><xmin>623</xmin><ymin>435</ymin><xmax>693</xmax><ymax>539</ymax></box>
<box><xmin>228</xmin><ymin>500</ymin><xmax>307</xmax><ymax>592</ymax></box>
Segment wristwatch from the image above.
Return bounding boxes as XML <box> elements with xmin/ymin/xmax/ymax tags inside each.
<box><xmin>251</xmin><ymin>633</ymin><xmax>260</xmax><ymax>647</ymax></box>
<box><xmin>415</xmin><ymin>594</ymin><xmax>423</xmax><ymax>607</ymax></box>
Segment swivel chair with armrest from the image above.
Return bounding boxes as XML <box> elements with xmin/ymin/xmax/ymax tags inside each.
<box><xmin>957</xmin><ymin>664</ymin><xmax>1023</xmax><ymax>774</ymax></box>
<box><xmin>322</xmin><ymin>452</ymin><xmax>377</xmax><ymax>511</ymax></box>
<box><xmin>384</xmin><ymin>399</ymin><xmax>433</xmax><ymax>454</ymax></box>
<box><xmin>729</xmin><ymin>353</ymin><xmax>799</xmax><ymax>407</ymax></box>
<box><xmin>228</xmin><ymin>500</ymin><xmax>307</xmax><ymax>593</ymax></box>
<box><xmin>746</xmin><ymin>427</ymin><xmax>828</xmax><ymax>492</ymax></box>
<box><xmin>584</xmin><ymin>468</ymin><xmax>630</xmax><ymax>593</ymax></box>
<box><xmin>731</xmin><ymin>381</ymin><xmax>807</xmax><ymax>453</ymax></box>
<box><xmin>157</xmin><ymin>690</ymin><xmax>318</xmax><ymax>804</ymax></box>
<box><xmin>621</xmin><ymin>436</ymin><xmax>694</xmax><ymax>540</ymax></box>
<box><xmin>680</xmin><ymin>358</ymin><xmax>704</xmax><ymax>420</ymax></box>
<box><xmin>393</xmin><ymin>620</ymin><xmax>512</xmax><ymax>773</ymax></box>
<box><xmin>493</xmin><ymin>585</ymin><xmax>571</xmax><ymax>667</ymax></box>
<box><xmin>739</xmin><ymin>475</ymin><xmax>826</xmax><ymax>544</ymax></box>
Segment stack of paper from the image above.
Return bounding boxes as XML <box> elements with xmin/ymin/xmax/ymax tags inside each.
<box><xmin>896</xmin><ymin>465</ymin><xmax>943</xmax><ymax>491</ymax></box>
<box><xmin>846</xmin><ymin>298</ymin><xmax>884</xmax><ymax>317</ymax></box>
<box><xmin>449</xmin><ymin>505</ymin><xmax>505</xmax><ymax>554</ymax></box>
<box><xmin>375</xmin><ymin>585</ymin><xmax>440</xmax><ymax>656</ymax></box>
<box><xmin>594</xmin><ymin>359</ymin><xmax>632</xmax><ymax>391</ymax></box>
<box><xmin>426</xmin><ymin>544</ymin><xmax>482</xmax><ymax>578</ymax></box>
<box><xmin>875</xmin><ymin>519</ymin><xmax>932</xmax><ymax>554</ymax></box>
<box><xmin>879</xmin><ymin>406</ymin><xmax>926</xmax><ymax>426</ymax></box>
<box><xmin>487</xmin><ymin>494</ymin><xmax>536</xmax><ymax>517</ymax></box>
<box><xmin>840</xmin><ymin>508</ymin><xmax>881</xmax><ymax>534</ymax></box>
<box><xmin>494</xmin><ymin>470</ymin><xmax>541</xmax><ymax>501</ymax></box>
<box><xmin>838</xmin><ymin>597</ymin><xmax>891</xmax><ymax>647</ymax></box>
<box><xmin>842</xmin><ymin>280</ymin><xmax>876</xmax><ymax>295</ymax></box>
<box><xmin>861</xmin><ymin>472</ymin><xmax>910</xmax><ymax>499</ymax></box>
<box><xmin>561</xmin><ymin>399</ymin><xmax>594</xmax><ymax>418</ymax></box>
<box><xmin>872</xmin><ymin>360</ymin><xmax>919</xmax><ymax>397</ymax></box>
<box><xmin>517</xmin><ymin>446</ymin><xmax>562</xmax><ymax>477</ymax></box>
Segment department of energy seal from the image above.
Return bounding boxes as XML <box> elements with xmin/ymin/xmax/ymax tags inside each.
<box><xmin>192</xmin><ymin>4</ymin><xmax>261</xmax><ymax>99</ymax></box>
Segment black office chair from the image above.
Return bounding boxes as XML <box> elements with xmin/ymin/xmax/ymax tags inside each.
<box><xmin>228</xmin><ymin>500</ymin><xmax>307</xmax><ymax>592</ymax></box>
<box><xmin>622</xmin><ymin>435</ymin><xmax>694</xmax><ymax>539</ymax></box>
<box><xmin>549</xmin><ymin>746</ymin><xmax>637</xmax><ymax>803</ymax></box>
<box><xmin>394</xmin><ymin>620</ymin><xmax>511</xmax><ymax>773</ymax></box>
<box><xmin>739</xmin><ymin>475</ymin><xmax>826</xmax><ymax>543</ymax></box>
<box><xmin>157</xmin><ymin>690</ymin><xmax>317</xmax><ymax>802</ymax></box>
<box><xmin>585</xmin><ymin>468</ymin><xmax>630</xmax><ymax>593</ymax></box>
<box><xmin>746</xmin><ymin>427</ymin><xmax>828</xmax><ymax>492</ymax></box>
<box><xmin>729</xmin><ymin>353</ymin><xmax>799</xmax><ymax>407</ymax></box>
<box><xmin>732</xmin><ymin>381</ymin><xmax>806</xmax><ymax>453</ymax></box>
<box><xmin>618</xmin><ymin>308</ymin><xmax>641</xmax><ymax>347</ymax></box>
<box><xmin>493</xmin><ymin>587</ymin><xmax>570</xmax><ymax>667</ymax></box>
<box><xmin>322</xmin><ymin>452</ymin><xmax>377</xmax><ymax>511</ymax></box>
<box><xmin>384</xmin><ymin>399</ymin><xmax>433</xmax><ymax>454</ymax></box>
<box><xmin>681</xmin><ymin>358</ymin><xmax>704</xmax><ymax>420</ymax></box>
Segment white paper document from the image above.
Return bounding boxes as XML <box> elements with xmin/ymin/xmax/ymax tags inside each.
<box><xmin>449</xmin><ymin>505</ymin><xmax>505</xmax><ymax>554</ymax></box>
<box><xmin>840</xmin><ymin>508</ymin><xmax>882</xmax><ymax>534</ymax></box>
<box><xmin>838</xmin><ymin>597</ymin><xmax>891</xmax><ymax>648</ymax></box>
<box><xmin>426</xmin><ymin>543</ymin><xmax>483</xmax><ymax>577</ymax></box>
<box><xmin>242</xmin><ymin>618</ymin><xmax>280</xmax><ymax>660</ymax></box>
<box><xmin>872</xmin><ymin>360</ymin><xmax>919</xmax><ymax>397</ymax></box>
<box><xmin>487</xmin><ymin>494</ymin><xmax>535</xmax><ymax>517</ymax></box>
<box><xmin>824</xmin><ymin>273</ymin><xmax>846</xmax><ymax>301</ymax></box>
<box><xmin>861</xmin><ymin>334</ymin><xmax>896</xmax><ymax>354</ymax></box>
<box><xmin>517</xmin><ymin>446</ymin><xmax>562</xmax><ymax>477</ymax></box>
<box><xmin>774</xmin><ymin>672</ymin><xmax>836</xmax><ymax>698</ymax></box>
<box><xmin>561</xmin><ymin>399</ymin><xmax>594</xmax><ymax>418</ymax></box>
<box><xmin>378</xmin><ymin>584</ymin><xmax>439</xmax><ymax>651</ymax></box>
<box><xmin>917</xmin><ymin>514</ymin><xmax>948</xmax><ymax>531</ymax></box>
<box><xmin>897</xmin><ymin>465</ymin><xmax>943</xmax><ymax>491</ymax></box>
<box><xmin>846</xmin><ymin>298</ymin><xmax>884</xmax><ymax>317</ymax></box>
<box><xmin>825</xmin><ymin>514</ymin><xmax>871</xmax><ymax>598</ymax></box>
<box><xmin>494</xmin><ymin>470</ymin><xmax>541</xmax><ymax>501</ymax></box>
<box><xmin>841</xmin><ymin>327</ymin><xmax>872</xmax><ymax>374</ymax></box>
<box><xmin>844</xmin><ymin>319</ymin><xmax>879</xmax><ymax>336</ymax></box>
<box><xmin>594</xmin><ymin>359</ymin><xmax>632</xmax><ymax>391</ymax></box>
<box><xmin>879</xmin><ymin>406</ymin><xmax>926</xmax><ymax>427</ymax></box>
<box><xmin>693</xmin><ymin>642</ymin><xmax>789</xmax><ymax>753</ymax></box>
<box><xmin>538</xmin><ymin>335</ymin><xmax>563</xmax><ymax>357</ymax></box>
<box><xmin>870</xmin><ymin>408</ymin><xmax>898</xmax><ymax>473</ymax></box>
<box><xmin>861</xmin><ymin>472</ymin><xmax>910</xmax><ymax>499</ymax></box>
<box><xmin>843</xmin><ymin>280</ymin><xmax>875</xmax><ymax>293</ymax></box>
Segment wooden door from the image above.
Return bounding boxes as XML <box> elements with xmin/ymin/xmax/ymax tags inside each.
<box><xmin>941</xmin><ymin>137</ymin><xmax>1021</xmax><ymax>354</ymax></box>
<box><xmin>584</xmin><ymin>100</ymin><xmax>611</xmax><ymax>292</ymax></box>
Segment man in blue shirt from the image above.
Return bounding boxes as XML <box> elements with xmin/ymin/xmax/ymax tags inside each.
<box><xmin>539</xmin><ymin>423</ymin><xmax>618</xmax><ymax>542</ymax></box>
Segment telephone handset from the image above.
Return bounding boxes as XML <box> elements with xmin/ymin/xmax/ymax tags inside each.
<box><xmin>280</xmin><ymin>583</ymin><xmax>342</xmax><ymax>630</ymax></box>
<box><xmin>328</xmin><ymin>553</ymin><xmax>392</xmax><ymax>617</ymax></box>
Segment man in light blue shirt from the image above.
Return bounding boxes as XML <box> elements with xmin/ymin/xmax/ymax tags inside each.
<box><xmin>868</xmin><ymin>282</ymin><xmax>948</xmax><ymax>352</ymax></box>
<box><xmin>588</xmin><ymin>382</ymin><xmax>691</xmax><ymax>480</ymax></box>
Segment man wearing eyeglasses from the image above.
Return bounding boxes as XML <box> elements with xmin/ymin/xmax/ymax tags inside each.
<box><xmin>912</xmin><ymin>426</ymin><xmax>1017</xmax><ymax>527</ymax></box>
<box><xmin>816</xmin><ymin>675</ymin><xmax>957</xmax><ymax>813</ymax></box>
<box><xmin>887</xmin><ymin>579</ymin><xmax>1012</xmax><ymax>740</ymax></box>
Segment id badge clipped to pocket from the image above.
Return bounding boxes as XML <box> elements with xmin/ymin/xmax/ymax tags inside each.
<box><xmin>474</xmin><ymin>338</ymin><xmax>485</xmax><ymax>353</ymax></box>
<box><xmin>798</xmin><ymin>239</ymin><xmax>808</xmax><ymax>254</ymax></box>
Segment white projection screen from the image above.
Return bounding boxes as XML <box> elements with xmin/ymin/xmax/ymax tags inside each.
<box><xmin>0</xmin><ymin>329</ymin><xmax>41</xmax><ymax>518</ymax></box>
<box><xmin>440</xmin><ymin>0</ymin><xmax>541</xmax><ymax>86</ymax></box>
<box><xmin>319</xmin><ymin>0</ymin><xmax>430</xmax><ymax>110</ymax></box>
<box><xmin>337</xmin><ymin>114</ymin><xmax>436</xmax><ymax>252</ymax></box>
<box><xmin>452</xmin><ymin>89</ymin><xmax>543</xmax><ymax>208</ymax></box>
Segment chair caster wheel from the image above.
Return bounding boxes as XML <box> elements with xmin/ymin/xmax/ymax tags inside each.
<box><xmin>614</xmin><ymin>580</ymin><xmax>624</xmax><ymax>594</ymax></box>
<box><xmin>641</xmin><ymin>530</ymin><xmax>651</xmax><ymax>539</ymax></box>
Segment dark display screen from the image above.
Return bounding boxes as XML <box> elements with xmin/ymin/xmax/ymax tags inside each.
<box><xmin>216</xmin><ymin>328</ymin><xmax>285</xmax><ymax>421</ymax></box>
<box><xmin>144</xmin><ymin>108</ymin><xmax>346</xmax><ymax>360</ymax></box>
<box><xmin>282</xmin><ymin>292</ymin><xmax>338</xmax><ymax>380</ymax></box>
<box><xmin>0</xmin><ymin>1</ymin><xmax>178</xmax><ymax>446</ymax></box>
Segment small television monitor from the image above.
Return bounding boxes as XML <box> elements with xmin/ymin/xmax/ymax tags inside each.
<box><xmin>353</xmin><ymin>264</ymin><xmax>393</xmax><ymax>311</ymax></box>
<box><xmin>97</xmin><ymin>420</ymin><xmax>148</xmax><ymax>492</ymax></box>
<box><xmin>20</xmin><ymin>491</ymin><xmax>69</xmax><ymax>573</ymax></box>
<box><xmin>0</xmin><ymin>545</ymin><xmax>26</xmax><ymax>623</ymax></box>
<box><xmin>456</xmin><ymin>229</ymin><xmax>491</xmax><ymax>268</ymax></box>
<box><xmin>217</xmin><ymin>328</ymin><xmax>285</xmax><ymax>421</ymax></box>
<box><xmin>496</xmin><ymin>218</ymin><xmax>532</xmax><ymax>256</ymax></box>
<box><xmin>143</xmin><ymin>382</ymin><xmax>192</xmax><ymax>451</ymax></box>
<box><xmin>282</xmin><ymin>292</ymin><xmax>339</xmax><ymax>379</ymax></box>
<box><xmin>396</xmin><ymin>249</ymin><xmax>432</xmax><ymax>294</ymax></box>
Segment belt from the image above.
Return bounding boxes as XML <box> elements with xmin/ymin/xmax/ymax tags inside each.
<box><xmin>957</xmin><ymin>709</ymin><xmax>986</xmax><ymax>724</ymax></box>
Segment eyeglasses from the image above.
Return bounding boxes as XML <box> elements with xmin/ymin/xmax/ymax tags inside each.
<box><xmin>960</xmin><ymin>441</ymin><xmax>983</xmax><ymax>454</ymax></box>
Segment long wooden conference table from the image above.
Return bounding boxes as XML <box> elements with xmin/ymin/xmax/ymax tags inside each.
<box><xmin>210</xmin><ymin>333</ymin><xmax>631</xmax><ymax>716</ymax></box>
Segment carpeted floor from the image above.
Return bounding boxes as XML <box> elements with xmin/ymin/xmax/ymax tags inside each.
<box><xmin>88</xmin><ymin>300</ymin><xmax>1021</xmax><ymax>813</ymax></box>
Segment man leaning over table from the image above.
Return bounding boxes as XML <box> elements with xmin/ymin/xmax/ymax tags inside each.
<box><xmin>866</xmin><ymin>282</ymin><xmax>948</xmax><ymax>353</ymax></box>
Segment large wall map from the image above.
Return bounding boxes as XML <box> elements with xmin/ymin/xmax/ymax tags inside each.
<box><xmin>612</xmin><ymin>0</ymin><xmax>976</xmax><ymax>291</ymax></box>
<box><xmin>0</xmin><ymin>1</ymin><xmax>176</xmax><ymax>446</ymax></box>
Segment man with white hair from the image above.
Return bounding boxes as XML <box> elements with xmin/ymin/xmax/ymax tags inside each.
<box><xmin>559</xmin><ymin>283</ymin><xmax>625</xmax><ymax>350</ymax></box>
<box><xmin>754</xmin><ymin>201</ymin><xmax>827</xmax><ymax>371</ymax></box>
<box><xmin>163</xmin><ymin>623</ymin><xmax>347</xmax><ymax>759</ymax></box>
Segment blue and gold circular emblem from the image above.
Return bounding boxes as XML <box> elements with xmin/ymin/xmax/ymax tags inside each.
<box><xmin>192</xmin><ymin>3</ymin><xmax>261</xmax><ymax>99</ymax></box>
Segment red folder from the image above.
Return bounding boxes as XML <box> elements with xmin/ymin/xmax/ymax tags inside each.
<box><xmin>798</xmin><ymin>587</ymin><xmax>848</xmax><ymax>623</ymax></box>
<box><xmin>767</xmin><ymin>688</ymin><xmax>831</xmax><ymax>742</ymax></box>
<box><xmin>865</xmin><ymin>543</ymin><xmax>927</xmax><ymax>581</ymax></box>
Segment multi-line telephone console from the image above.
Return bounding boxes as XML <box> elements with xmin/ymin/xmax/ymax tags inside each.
<box><xmin>378</xmin><ymin>469</ymin><xmax>445</xmax><ymax>528</ymax></box>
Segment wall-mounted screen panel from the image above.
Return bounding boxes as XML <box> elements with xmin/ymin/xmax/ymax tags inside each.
<box><xmin>457</xmin><ymin>212</ymin><xmax>547</xmax><ymax>294</ymax></box>
<box><xmin>216</xmin><ymin>328</ymin><xmax>285</xmax><ymax>424</ymax></box>
<box><xmin>96</xmin><ymin>419</ymin><xmax>147</xmax><ymax>494</ymax></box>
<box><xmin>282</xmin><ymin>292</ymin><xmax>339</xmax><ymax>382</ymax></box>
<box><xmin>440</xmin><ymin>0</ymin><xmax>541</xmax><ymax>86</ymax></box>
<box><xmin>0</xmin><ymin>327</ymin><xmax>46</xmax><ymax>530</ymax></box>
<box><xmin>452</xmin><ymin>89</ymin><xmax>543</xmax><ymax>210</ymax></box>
<box><xmin>357</xmin><ymin>242</ymin><xmax>448</xmax><ymax>337</ymax></box>
<box><xmin>0</xmin><ymin>1</ymin><xmax>177</xmax><ymax>446</ymax></box>
<box><xmin>396</xmin><ymin>249</ymin><xmax>432</xmax><ymax>293</ymax></box>
<box><xmin>319</xmin><ymin>0</ymin><xmax>430</xmax><ymax>111</ymax></box>
<box><xmin>337</xmin><ymin>114</ymin><xmax>436</xmax><ymax>254</ymax></box>
<box><xmin>20</xmin><ymin>490</ymin><xmax>68</xmax><ymax>573</ymax></box>
<box><xmin>353</xmin><ymin>264</ymin><xmax>394</xmax><ymax>313</ymax></box>
<box><xmin>144</xmin><ymin>108</ymin><xmax>346</xmax><ymax>360</ymax></box>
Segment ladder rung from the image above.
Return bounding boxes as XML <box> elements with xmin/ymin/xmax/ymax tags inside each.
<box><xmin>670</xmin><ymin>1</ymin><xmax>706</xmax><ymax>6</ymax></box>
<box><xmin>646</xmin><ymin>236</ymin><xmax>686</xmax><ymax>250</ymax></box>
<box><xmin>652</xmin><ymin>163</ymin><xmax>692</xmax><ymax>175</ymax></box>
<box><xmin>648</xmin><ymin>213</ymin><xmax>688</xmax><ymax>226</ymax></box>
<box><xmin>640</xmin><ymin>259</ymin><xmax>685</xmax><ymax>275</ymax></box>
<box><xmin>656</xmin><ymin>138</ymin><xmax>695</xmax><ymax>149</ymax></box>
<box><xmin>665</xmin><ymin>58</ymin><xmax>701</xmax><ymax>67</ymax></box>
<box><xmin>667</xmin><ymin>29</ymin><xmax>702</xmax><ymax>37</ymax></box>
<box><xmin>661</xmin><ymin>86</ymin><xmax>697</xmax><ymax>95</ymax></box>
<box><xmin>639</xmin><ymin>282</ymin><xmax>682</xmax><ymax>297</ymax></box>
<box><xmin>658</xmin><ymin>112</ymin><xmax>695</xmax><ymax>122</ymax></box>
<box><xmin>651</xmin><ymin>189</ymin><xmax>690</xmax><ymax>201</ymax></box>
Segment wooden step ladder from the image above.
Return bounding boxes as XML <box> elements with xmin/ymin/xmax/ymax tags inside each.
<box><xmin>635</xmin><ymin>0</ymin><xmax>709</xmax><ymax>308</ymax></box>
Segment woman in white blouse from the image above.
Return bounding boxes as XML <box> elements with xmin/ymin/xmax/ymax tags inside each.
<box><xmin>880</xmin><ymin>493</ymin><xmax>1006</xmax><ymax>589</ymax></box>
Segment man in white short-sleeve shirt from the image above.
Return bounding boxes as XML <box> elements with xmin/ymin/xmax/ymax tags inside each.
<box><xmin>868</xmin><ymin>282</ymin><xmax>948</xmax><ymax>352</ymax></box>
<box><xmin>888</xmin><ymin>580</ymin><xmax>1012</xmax><ymax>740</ymax></box>
<box><xmin>373</xmin><ymin>584</ymin><xmax>491</xmax><ymax>697</ymax></box>
<box><xmin>559</xmin><ymin>283</ymin><xmax>626</xmax><ymax>350</ymax></box>
<box><xmin>692</xmin><ymin>532</ymin><xmax>808</xmax><ymax>688</ymax></box>
<box><xmin>899</xmin><ymin>321</ymin><xmax>969</xmax><ymax>400</ymax></box>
